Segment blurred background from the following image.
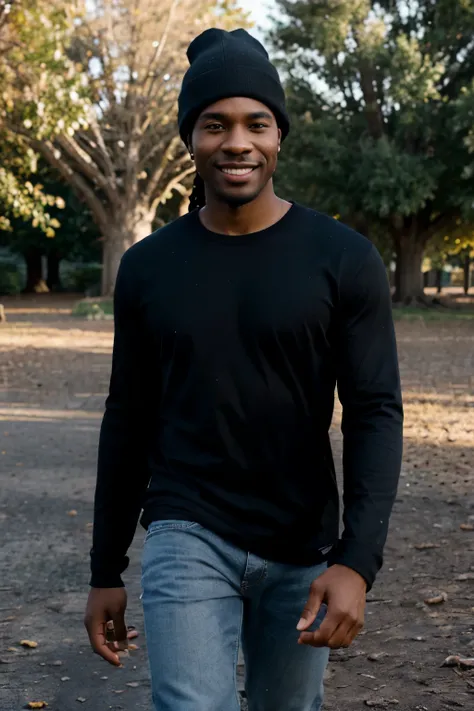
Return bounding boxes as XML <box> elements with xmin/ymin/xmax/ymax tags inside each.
<box><xmin>0</xmin><ymin>0</ymin><xmax>473</xmax><ymax>307</ymax></box>
<box><xmin>1</xmin><ymin>2</ymin><xmax>474</xmax><ymax>710</ymax></box>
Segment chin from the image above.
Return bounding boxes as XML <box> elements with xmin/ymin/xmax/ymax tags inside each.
<box><xmin>215</xmin><ymin>187</ymin><xmax>264</xmax><ymax>208</ymax></box>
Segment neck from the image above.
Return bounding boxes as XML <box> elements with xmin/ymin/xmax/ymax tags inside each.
<box><xmin>199</xmin><ymin>181</ymin><xmax>291</xmax><ymax>235</ymax></box>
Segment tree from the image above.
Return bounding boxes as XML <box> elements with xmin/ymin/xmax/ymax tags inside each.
<box><xmin>426</xmin><ymin>225</ymin><xmax>474</xmax><ymax>294</ymax></box>
<box><xmin>271</xmin><ymin>0</ymin><xmax>474</xmax><ymax>303</ymax></box>
<box><xmin>0</xmin><ymin>1</ymin><xmax>65</xmax><ymax>234</ymax></box>
<box><xmin>0</xmin><ymin>158</ymin><xmax>101</xmax><ymax>292</ymax></box>
<box><xmin>1</xmin><ymin>0</ymin><xmax>248</xmax><ymax>295</ymax></box>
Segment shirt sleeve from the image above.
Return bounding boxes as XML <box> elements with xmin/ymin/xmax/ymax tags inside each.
<box><xmin>328</xmin><ymin>244</ymin><xmax>403</xmax><ymax>591</ymax></box>
<box><xmin>89</xmin><ymin>252</ymin><xmax>155</xmax><ymax>588</ymax></box>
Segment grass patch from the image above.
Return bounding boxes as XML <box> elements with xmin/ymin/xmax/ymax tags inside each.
<box><xmin>393</xmin><ymin>306</ymin><xmax>474</xmax><ymax>321</ymax></box>
<box><xmin>72</xmin><ymin>298</ymin><xmax>114</xmax><ymax>320</ymax></box>
<box><xmin>71</xmin><ymin>300</ymin><xmax>473</xmax><ymax>323</ymax></box>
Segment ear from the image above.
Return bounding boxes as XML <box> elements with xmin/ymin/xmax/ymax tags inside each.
<box><xmin>277</xmin><ymin>127</ymin><xmax>282</xmax><ymax>153</ymax></box>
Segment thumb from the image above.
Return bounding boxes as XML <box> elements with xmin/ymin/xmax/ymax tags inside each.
<box><xmin>297</xmin><ymin>580</ymin><xmax>324</xmax><ymax>631</ymax></box>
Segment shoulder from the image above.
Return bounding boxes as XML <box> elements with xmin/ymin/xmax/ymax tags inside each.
<box><xmin>293</xmin><ymin>203</ymin><xmax>373</xmax><ymax>265</ymax></box>
<box><xmin>121</xmin><ymin>212</ymin><xmax>196</xmax><ymax>270</ymax></box>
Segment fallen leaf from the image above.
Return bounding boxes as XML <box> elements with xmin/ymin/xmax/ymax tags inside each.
<box><xmin>128</xmin><ymin>643</ymin><xmax>138</xmax><ymax>650</ymax></box>
<box><xmin>112</xmin><ymin>690</ymin><xmax>125</xmax><ymax>694</ymax></box>
<box><xmin>51</xmin><ymin>660</ymin><xmax>63</xmax><ymax>666</ymax></box>
<box><xmin>100</xmin><ymin>676</ymin><xmax>108</xmax><ymax>680</ymax></box>
<box><xmin>20</xmin><ymin>640</ymin><xmax>38</xmax><ymax>649</ymax></box>
<box><xmin>456</xmin><ymin>573</ymin><xmax>474</xmax><ymax>581</ymax></box>
<box><xmin>413</xmin><ymin>542</ymin><xmax>440</xmax><ymax>550</ymax></box>
<box><xmin>7</xmin><ymin>647</ymin><xmax>19</xmax><ymax>653</ymax></box>
<box><xmin>67</xmin><ymin>510</ymin><xmax>78</xmax><ymax>517</ymax></box>
<box><xmin>60</xmin><ymin>677</ymin><xmax>70</xmax><ymax>682</ymax></box>
<box><xmin>76</xmin><ymin>698</ymin><xmax>86</xmax><ymax>703</ymax></box>
<box><xmin>0</xmin><ymin>658</ymin><xmax>14</xmax><ymax>664</ymax></box>
<box><xmin>442</xmin><ymin>655</ymin><xmax>474</xmax><ymax>669</ymax></box>
<box><xmin>26</xmin><ymin>704</ymin><xmax>48</xmax><ymax>709</ymax></box>
<box><xmin>460</xmin><ymin>523</ymin><xmax>474</xmax><ymax>531</ymax></box>
<box><xmin>126</xmin><ymin>681</ymin><xmax>140</xmax><ymax>687</ymax></box>
<box><xmin>85</xmin><ymin>522</ymin><xmax>93</xmax><ymax>529</ymax></box>
<box><xmin>424</xmin><ymin>592</ymin><xmax>448</xmax><ymax>605</ymax></box>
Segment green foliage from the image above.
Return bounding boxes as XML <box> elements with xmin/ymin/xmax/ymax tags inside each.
<box><xmin>0</xmin><ymin>1</ymin><xmax>88</xmax><ymax>233</ymax></box>
<box><xmin>272</xmin><ymin>0</ymin><xmax>474</xmax><ymax>294</ymax></box>
<box><xmin>63</xmin><ymin>264</ymin><xmax>102</xmax><ymax>294</ymax></box>
<box><xmin>0</xmin><ymin>261</ymin><xmax>22</xmax><ymax>295</ymax></box>
<box><xmin>392</xmin><ymin>306</ymin><xmax>474</xmax><ymax>321</ymax></box>
<box><xmin>72</xmin><ymin>298</ymin><xmax>113</xmax><ymax>319</ymax></box>
<box><xmin>0</xmin><ymin>156</ymin><xmax>101</xmax><ymax>266</ymax></box>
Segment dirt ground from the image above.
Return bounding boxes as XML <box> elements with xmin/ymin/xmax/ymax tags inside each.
<box><xmin>1</xmin><ymin>294</ymin><xmax>474</xmax><ymax>711</ymax></box>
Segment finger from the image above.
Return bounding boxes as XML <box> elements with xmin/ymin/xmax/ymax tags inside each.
<box><xmin>326</xmin><ymin>619</ymin><xmax>355</xmax><ymax>649</ymax></box>
<box><xmin>112</xmin><ymin>612</ymin><xmax>128</xmax><ymax>646</ymax></box>
<box><xmin>339</xmin><ymin>619</ymin><xmax>364</xmax><ymax>649</ymax></box>
<box><xmin>297</xmin><ymin>585</ymin><xmax>324</xmax><ymax>631</ymax></box>
<box><xmin>88</xmin><ymin>620</ymin><xmax>121</xmax><ymax>666</ymax></box>
<box><xmin>298</xmin><ymin>609</ymin><xmax>341</xmax><ymax>647</ymax></box>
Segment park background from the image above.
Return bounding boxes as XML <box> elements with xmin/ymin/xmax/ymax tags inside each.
<box><xmin>1</xmin><ymin>2</ymin><xmax>474</xmax><ymax>710</ymax></box>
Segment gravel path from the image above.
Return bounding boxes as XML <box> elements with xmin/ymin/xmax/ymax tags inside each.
<box><xmin>1</xmin><ymin>296</ymin><xmax>474</xmax><ymax>711</ymax></box>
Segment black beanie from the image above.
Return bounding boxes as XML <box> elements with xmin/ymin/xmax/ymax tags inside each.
<box><xmin>178</xmin><ymin>28</ymin><xmax>289</xmax><ymax>145</ymax></box>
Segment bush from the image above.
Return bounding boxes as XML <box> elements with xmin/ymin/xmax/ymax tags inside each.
<box><xmin>0</xmin><ymin>262</ymin><xmax>23</xmax><ymax>295</ymax></box>
<box><xmin>62</xmin><ymin>264</ymin><xmax>102</xmax><ymax>294</ymax></box>
<box><xmin>72</xmin><ymin>298</ymin><xmax>114</xmax><ymax>320</ymax></box>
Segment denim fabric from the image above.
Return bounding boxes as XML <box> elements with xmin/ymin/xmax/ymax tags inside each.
<box><xmin>142</xmin><ymin>520</ymin><xmax>329</xmax><ymax>711</ymax></box>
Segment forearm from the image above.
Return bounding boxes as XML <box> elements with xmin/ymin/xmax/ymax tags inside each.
<box><xmin>89</xmin><ymin>250</ymin><xmax>154</xmax><ymax>588</ymax></box>
<box><xmin>330</xmin><ymin>400</ymin><xmax>403</xmax><ymax>589</ymax></box>
<box><xmin>332</xmin><ymin>243</ymin><xmax>404</xmax><ymax>590</ymax></box>
<box><xmin>90</xmin><ymin>406</ymin><xmax>150</xmax><ymax>588</ymax></box>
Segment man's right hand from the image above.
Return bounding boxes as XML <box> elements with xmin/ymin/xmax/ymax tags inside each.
<box><xmin>84</xmin><ymin>587</ymin><xmax>128</xmax><ymax>666</ymax></box>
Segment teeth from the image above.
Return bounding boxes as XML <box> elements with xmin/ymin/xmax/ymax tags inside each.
<box><xmin>221</xmin><ymin>168</ymin><xmax>254</xmax><ymax>175</ymax></box>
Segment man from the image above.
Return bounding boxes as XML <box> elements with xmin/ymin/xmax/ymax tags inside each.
<box><xmin>85</xmin><ymin>28</ymin><xmax>403</xmax><ymax>711</ymax></box>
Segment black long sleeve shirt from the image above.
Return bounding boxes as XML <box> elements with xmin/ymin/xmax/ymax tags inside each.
<box><xmin>90</xmin><ymin>203</ymin><xmax>403</xmax><ymax>591</ymax></box>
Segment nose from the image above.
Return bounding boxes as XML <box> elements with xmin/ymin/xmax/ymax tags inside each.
<box><xmin>220</xmin><ymin>125</ymin><xmax>252</xmax><ymax>155</ymax></box>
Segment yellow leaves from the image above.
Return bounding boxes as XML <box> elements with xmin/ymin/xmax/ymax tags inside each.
<box><xmin>27</xmin><ymin>703</ymin><xmax>48</xmax><ymax>709</ymax></box>
<box><xmin>45</xmin><ymin>227</ymin><xmax>55</xmax><ymax>238</ymax></box>
<box><xmin>20</xmin><ymin>640</ymin><xmax>38</xmax><ymax>648</ymax></box>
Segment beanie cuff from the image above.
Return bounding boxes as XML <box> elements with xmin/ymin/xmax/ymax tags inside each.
<box><xmin>179</xmin><ymin>65</ymin><xmax>289</xmax><ymax>143</ymax></box>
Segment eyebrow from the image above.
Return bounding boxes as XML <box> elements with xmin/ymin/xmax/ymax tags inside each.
<box><xmin>199</xmin><ymin>111</ymin><xmax>274</xmax><ymax>122</ymax></box>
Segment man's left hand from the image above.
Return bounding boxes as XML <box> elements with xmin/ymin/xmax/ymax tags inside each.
<box><xmin>297</xmin><ymin>564</ymin><xmax>366</xmax><ymax>648</ymax></box>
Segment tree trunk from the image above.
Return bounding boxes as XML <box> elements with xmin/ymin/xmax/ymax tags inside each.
<box><xmin>101</xmin><ymin>209</ymin><xmax>154</xmax><ymax>296</ymax></box>
<box><xmin>24</xmin><ymin>248</ymin><xmax>49</xmax><ymax>293</ymax></box>
<box><xmin>435</xmin><ymin>268</ymin><xmax>443</xmax><ymax>294</ymax></box>
<box><xmin>393</xmin><ymin>236</ymin><xmax>425</xmax><ymax>304</ymax></box>
<box><xmin>463</xmin><ymin>254</ymin><xmax>471</xmax><ymax>294</ymax></box>
<box><xmin>46</xmin><ymin>251</ymin><xmax>62</xmax><ymax>291</ymax></box>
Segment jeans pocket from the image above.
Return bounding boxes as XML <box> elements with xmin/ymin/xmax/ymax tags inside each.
<box><xmin>144</xmin><ymin>519</ymin><xmax>200</xmax><ymax>542</ymax></box>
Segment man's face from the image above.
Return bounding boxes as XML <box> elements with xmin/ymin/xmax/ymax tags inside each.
<box><xmin>190</xmin><ymin>97</ymin><xmax>281</xmax><ymax>208</ymax></box>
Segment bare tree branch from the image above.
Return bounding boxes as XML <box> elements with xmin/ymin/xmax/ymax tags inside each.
<box><xmin>55</xmin><ymin>134</ymin><xmax>119</xmax><ymax>207</ymax></box>
<box><xmin>31</xmin><ymin>137</ymin><xmax>110</xmax><ymax>234</ymax></box>
<box><xmin>150</xmin><ymin>164</ymin><xmax>196</xmax><ymax>213</ymax></box>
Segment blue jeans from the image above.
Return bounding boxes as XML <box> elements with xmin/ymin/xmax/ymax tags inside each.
<box><xmin>141</xmin><ymin>520</ymin><xmax>330</xmax><ymax>711</ymax></box>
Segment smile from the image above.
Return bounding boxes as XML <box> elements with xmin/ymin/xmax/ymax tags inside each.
<box><xmin>220</xmin><ymin>167</ymin><xmax>256</xmax><ymax>176</ymax></box>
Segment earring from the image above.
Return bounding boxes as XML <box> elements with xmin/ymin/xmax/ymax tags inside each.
<box><xmin>190</xmin><ymin>152</ymin><xmax>194</xmax><ymax>160</ymax></box>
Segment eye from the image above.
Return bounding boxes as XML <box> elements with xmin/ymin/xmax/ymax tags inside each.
<box><xmin>205</xmin><ymin>123</ymin><xmax>225</xmax><ymax>131</ymax></box>
<box><xmin>250</xmin><ymin>123</ymin><xmax>269</xmax><ymax>130</ymax></box>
